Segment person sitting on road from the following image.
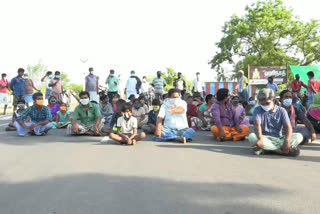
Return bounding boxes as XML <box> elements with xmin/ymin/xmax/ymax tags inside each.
<box><xmin>132</xmin><ymin>98</ymin><xmax>147</xmax><ymax>128</ymax></box>
<box><xmin>14</xmin><ymin>92</ymin><xmax>53</xmax><ymax>136</ymax></box>
<box><xmin>109</xmin><ymin>99</ymin><xmax>127</xmax><ymax>133</ymax></box>
<box><xmin>279</xmin><ymin>89</ymin><xmax>316</xmax><ymax>144</ymax></box>
<box><xmin>231</xmin><ymin>96</ymin><xmax>250</xmax><ymax>126</ymax></box>
<box><xmin>127</xmin><ymin>94</ymin><xmax>136</xmax><ymax>105</ymax></box>
<box><xmin>142</xmin><ymin>99</ymin><xmax>160</xmax><ymax>134</ymax></box>
<box><xmin>191</xmin><ymin>94</ymin><xmax>214</xmax><ymax>131</ymax></box>
<box><xmin>210</xmin><ymin>89</ymin><xmax>250</xmax><ymax>141</ymax></box>
<box><xmin>6</xmin><ymin>100</ymin><xmax>29</xmax><ymax>131</ymax></box>
<box><xmin>52</xmin><ymin>103</ymin><xmax>71</xmax><ymax>129</ymax></box>
<box><xmin>67</xmin><ymin>91</ymin><xmax>104</xmax><ymax>136</ymax></box>
<box><xmin>292</xmin><ymin>92</ymin><xmax>306</xmax><ymax>114</ymax></box>
<box><xmin>307</xmin><ymin>92</ymin><xmax>320</xmax><ymax>133</ymax></box>
<box><xmin>99</xmin><ymin>94</ymin><xmax>119</xmax><ymax>127</ymax></box>
<box><xmin>245</xmin><ymin>96</ymin><xmax>258</xmax><ymax>123</ymax></box>
<box><xmin>154</xmin><ymin>88</ymin><xmax>195</xmax><ymax>143</ymax></box>
<box><xmin>47</xmin><ymin>96</ymin><xmax>60</xmax><ymax>121</ymax></box>
<box><xmin>186</xmin><ymin>95</ymin><xmax>199</xmax><ymax>127</ymax></box>
<box><xmin>109</xmin><ymin>103</ymin><xmax>146</xmax><ymax>145</ymax></box>
<box><xmin>248</xmin><ymin>88</ymin><xmax>303</xmax><ymax>156</ymax></box>
<box><xmin>138</xmin><ymin>95</ymin><xmax>149</xmax><ymax>115</ymax></box>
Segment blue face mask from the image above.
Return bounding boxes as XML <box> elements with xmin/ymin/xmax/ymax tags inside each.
<box><xmin>49</xmin><ymin>74</ymin><xmax>53</xmax><ymax>79</ymax></box>
<box><xmin>55</xmin><ymin>75</ymin><xmax>60</xmax><ymax>79</ymax></box>
<box><xmin>283</xmin><ymin>99</ymin><xmax>292</xmax><ymax>107</ymax></box>
<box><xmin>249</xmin><ymin>100</ymin><xmax>256</xmax><ymax>105</ymax></box>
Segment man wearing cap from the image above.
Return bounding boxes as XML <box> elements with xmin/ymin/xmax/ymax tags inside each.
<box><xmin>192</xmin><ymin>72</ymin><xmax>204</xmax><ymax>97</ymax></box>
<box><xmin>237</xmin><ymin>70</ymin><xmax>248</xmax><ymax>102</ymax></box>
<box><xmin>152</xmin><ymin>71</ymin><xmax>166</xmax><ymax>101</ymax></box>
<box><xmin>85</xmin><ymin>67</ymin><xmax>99</xmax><ymax>103</ymax></box>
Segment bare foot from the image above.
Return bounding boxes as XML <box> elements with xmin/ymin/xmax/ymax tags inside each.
<box><xmin>177</xmin><ymin>137</ymin><xmax>186</xmax><ymax>144</ymax></box>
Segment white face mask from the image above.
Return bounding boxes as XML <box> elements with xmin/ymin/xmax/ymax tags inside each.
<box><xmin>261</xmin><ymin>103</ymin><xmax>273</xmax><ymax>112</ymax></box>
<box><xmin>80</xmin><ymin>98</ymin><xmax>90</xmax><ymax>105</ymax></box>
<box><xmin>168</xmin><ymin>98</ymin><xmax>179</xmax><ymax>106</ymax></box>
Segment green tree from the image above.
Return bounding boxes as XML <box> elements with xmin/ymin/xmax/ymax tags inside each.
<box><xmin>210</xmin><ymin>0</ymin><xmax>320</xmax><ymax>87</ymax></box>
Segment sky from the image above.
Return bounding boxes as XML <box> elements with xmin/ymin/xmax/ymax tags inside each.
<box><xmin>0</xmin><ymin>0</ymin><xmax>319</xmax><ymax>85</ymax></box>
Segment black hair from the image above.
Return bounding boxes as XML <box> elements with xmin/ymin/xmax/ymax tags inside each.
<box><xmin>133</xmin><ymin>98</ymin><xmax>140</xmax><ymax>104</ymax></box>
<box><xmin>168</xmin><ymin>88</ymin><xmax>181</xmax><ymax>97</ymax></box>
<box><xmin>32</xmin><ymin>92</ymin><xmax>43</xmax><ymax>100</ymax></box>
<box><xmin>248</xmin><ymin>97</ymin><xmax>254</xmax><ymax>101</ymax></box>
<box><xmin>17</xmin><ymin>68</ymin><xmax>24</xmax><ymax>73</ymax></box>
<box><xmin>116</xmin><ymin>99</ymin><xmax>126</xmax><ymax>112</ymax></box>
<box><xmin>17</xmin><ymin>100</ymin><xmax>26</xmax><ymax>104</ymax></box>
<box><xmin>55</xmin><ymin>71</ymin><xmax>60</xmax><ymax>75</ymax></box>
<box><xmin>205</xmin><ymin>94</ymin><xmax>213</xmax><ymax>104</ymax></box>
<box><xmin>143</xmin><ymin>76</ymin><xmax>146</xmax><ymax>79</ymax></box>
<box><xmin>47</xmin><ymin>71</ymin><xmax>52</xmax><ymax>75</ymax></box>
<box><xmin>1</xmin><ymin>73</ymin><xmax>6</xmax><ymax>77</ymax></box>
<box><xmin>112</xmin><ymin>94</ymin><xmax>120</xmax><ymax>99</ymax></box>
<box><xmin>48</xmin><ymin>96</ymin><xmax>57</xmax><ymax>101</ymax></box>
<box><xmin>100</xmin><ymin>94</ymin><xmax>108</xmax><ymax>101</ymax></box>
<box><xmin>279</xmin><ymin>89</ymin><xmax>292</xmax><ymax>100</ymax></box>
<box><xmin>121</xmin><ymin>103</ymin><xmax>132</xmax><ymax>112</ymax></box>
<box><xmin>216</xmin><ymin>88</ymin><xmax>229</xmax><ymax>102</ymax></box>
<box><xmin>110</xmin><ymin>69</ymin><xmax>115</xmax><ymax>74</ymax></box>
<box><xmin>60</xmin><ymin>102</ymin><xmax>67</xmax><ymax>106</ymax></box>
<box><xmin>231</xmin><ymin>95</ymin><xmax>240</xmax><ymax>100</ymax></box>
<box><xmin>162</xmin><ymin>93</ymin><xmax>168</xmax><ymax>100</ymax></box>
<box><xmin>89</xmin><ymin>67</ymin><xmax>93</xmax><ymax>71</ymax></box>
<box><xmin>178</xmin><ymin>72</ymin><xmax>182</xmax><ymax>75</ymax></box>
<box><xmin>90</xmin><ymin>100</ymin><xmax>98</xmax><ymax>104</ymax></box>
<box><xmin>128</xmin><ymin>95</ymin><xmax>136</xmax><ymax>100</ymax></box>
<box><xmin>307</xmin><ymin>71</ymin><xmax>314</xmax><ymax>77</ymax></box>
<box><xmin>79</xmin><ymin>91</ymin><xmax>90</xmax><ymax>98</ymax></box>
<box><xmin>138</xmin><ymin>95</ymin><xmax>145</xmax><ymax>100</ymax></box>
<box><xmin>152</xmin><ymin>99</ymin><xmax>160</xmax><ymax>106</ymax></box>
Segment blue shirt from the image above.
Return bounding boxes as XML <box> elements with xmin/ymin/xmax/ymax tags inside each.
<box><xmin>267</xmin><ymin>83</ymin><xmax>278</xmax><ymax>93</ymax></box>
<box><xmin>10</xmin><ymin>76</ymin><xmax>26</xmax><ymax>96</ymax></box>
<box><xmin>252</xmin><ymin>105</ymin><xmax>290</xmax><ymax>138</ymax></box>
<box><xmin>147</xmin><ymin>110</ymin><xmax>157</xmax><ymax>125</ymax></box>
<box><xmin>18</xmin><ymin>105</ymin><xmax>52</xmax><ymax>123</ymax></box>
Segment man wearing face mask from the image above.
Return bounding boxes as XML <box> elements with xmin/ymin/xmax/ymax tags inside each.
<box><xmin>154</xmin><ymin>88</ymin><xmax>195</xmax><ymax>143</ymax></box>
<box><xmin>192</xmin><ymin>72</ymin><xmax>205</xmax><ymax>98</ymax></box>
<box><xmin>41</xmin><ymin>71</ymin><xmax>53</xmax><ymax>102</ymax></box>
<box><xmin>0</xmin><ymin>73</ymin><xmax>9</xmax><ymax>115</ymax></box>
<box><xmin>152</xmin><ymin>71</ymin><xmax>166</xmax><ymax>102</ymax></box>
<box><xmin>10</xmin><ymin>68</ymin><xmax>26</xmax><ymax>112</ymax></box>
<box><xmin>280</xmin><ymin>89</ymin><xmax>316</xmax><ymax>144</ymax></box>
<box><xmin>85</xmin><ymin>67</ymin><xmax>100</xmax><ymax>103</ymax></box>
<box><xmin>248</xmin><ymin>88</ymin><xmax>303</xmax><ymax>156</ymax></box>
<box><xmin>14</xmin><ymin>92</ymin><xmax>53</xmax><ymax>136</ymax></box>
<box><xmin>141</xmin><ymin>76</ymin><xmax>151</xmax><ymax>101</ymax></box>
<box><xmin>67</xmin><ymin>91</ymin><xmax>104</xmax><ymax>136</ymax></box>
<box><xmin>105</xmin><ymin>69</ymin><xmax>119</xmax><ymax>102</ymax></box>
<box><xmin>49</xmin><ymin>71</ymin><xmax>63</xmax><ymax>104</ymax></box>
<box><xmin>174</xmin><ymin>72</ymin><xmax>186</xmax><ymax>98</ymax></box>
<box><xmin>125</xmin><ymin>71</ymin><xmax>139</xmax><ymax>99</ymax></box>
<box><xmin>211</xmin><ymin>89</ymin><xmax>250</xmax><ymax>141</ymax></box>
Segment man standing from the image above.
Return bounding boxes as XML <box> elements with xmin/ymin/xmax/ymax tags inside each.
<box><xmin>154</xmin><ymin>88</ymin><xmax>195</xmax><ymax>143</ymax></box>
<box><xmin>152</xmin><ymin>71</ymin><xmax>166</xmax><ymax>101</ymax></box>
<box><xmin>291</xmin><ymin>74</ymin><xmax>307</xmax><ymax>96</ymax></box>
<box><xmin>41</xmin><ymin>71</ymin><xmax>53</xmax><ymax>103</ymax></box>
<box><xmin>10</xmin><ymin>68</ymin><xmax>26</xmax><ymax>112</ymax></box>
<box><xmin>141</xmin><ymin>76</ymin><xmax>151</xmax><ymax>103</ymax></box>
<box><xmin>67</xmin><ymin>91</ymin><xmax>104</xmax><ymax>136</ymax></box>
<box><xmin>248</xmin><ymin>88</ymin><xmax>303</xmax><ymax>156</ymax></box>
<box><xmin>266</xmin><ymin>76</ymin><xmax>278</xmax><ymax>94</ymax></box>
<box><xmin>125</xmin><ymin>71</ymin><xmax>138</xmax><ymax>99</ymax></box>
<box><xmin>174</xmin><ymin>72</ymin><xmax>186</xmax><ymax>97</ymax></box>
<box><xmin>307</xmin><ymin>71</ymin><xmax>320</xmax><ymax>108</ymax></box>
<box><xmin>192</xmin><ymin>72</ymin><xmax>204</xmax><ymax>97</ymax></box>
<box><xmin>105</xmin><ymin>69</ymin><xmax>119</xmax><ymax>102</ymax></box>
<box><xmin>23</xmin><ymin>73</ymin><xmax>39</xmax><ymax>107</ymax></box>
<box><xmin>49</xmin><ymin>71</ymin><xmax>63</xmax><ymax>104</ymax></box>
<box><xmin>14</xmin><ymin>92</ymin><xmax>53</xmax><ymax>136</ymax></box>
<box><xmin>85</xmin><ymin>67</ymin><xmax>99</xmax><ymax>103</ymax></box>
<box><xmin>0</xmin><ymin>73</ymin><xmax>9</xmax><ymax>115</ymax></box>
<box><xmin>237</xmin><ymin>70</ymin><xmax>248</xmax><ymax>102</ymax></box>
<box><xmin>280</xmin><ymin>89</ymin><xmax>316</xmax><ymax>144</ymax></box>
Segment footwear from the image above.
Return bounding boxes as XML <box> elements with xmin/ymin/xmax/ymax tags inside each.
<box><xmin>5</xmin><ymin>127</ymin><xmax>16</xmax><ymax>131</ymax></box>
<box><xmin>177</xmin><ymin>137</ymin><xmax>187</xmax><ymax>144</ymax></box>
<box><xmin>186</xmin><ymin>138</ymin><xmax>192</xmax><ymax>142</ymax></box>
<box><xmin>287</xmin><ymin>148</ymin><xmax>300</xmax><ymax>157</ymax></box>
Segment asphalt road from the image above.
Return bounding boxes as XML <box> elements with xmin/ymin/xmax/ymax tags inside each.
<box><xmin>0</xmin><ymin>115</ymin><xmax>319</xmax><ymax>214</ymax></box>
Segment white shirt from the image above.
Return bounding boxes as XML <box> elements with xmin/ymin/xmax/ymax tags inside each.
<box><xmin>117</xmin><ymin>116</ymin><xmax>138</xmax><ymax>134</ymax></box>
<box><xmin>126</xmin><ymin>77</ymin><xmax>137</xmax><ymax>94</ymax></box>
<box><xmin>158</xmin><ymin>98</ymin><xmax>188</xmax><ymax>131</ymax></box>
<box><xmin>141</xmin><ymin>81</ymin><xmax>150</xmax><ymax>94</ymax></box>
<box><xmin>193</xmin><ymin>78</ymin><xmax>204</xmax><ymax>92</ymax></box>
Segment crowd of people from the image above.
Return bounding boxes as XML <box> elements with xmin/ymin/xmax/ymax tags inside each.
<box><xmin>0</xmin><ymin>67</ymin><xmax>319</xmax><ymax>157</ymax></box>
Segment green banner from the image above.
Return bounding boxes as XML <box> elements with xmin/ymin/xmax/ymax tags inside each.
<box><xmin>289</xmin><ymin>66</ymin><xmax>320</xmax><ymax>92</ymax></box>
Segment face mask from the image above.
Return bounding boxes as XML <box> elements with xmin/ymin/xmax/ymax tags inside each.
<box><xmin>49</xmin><ymin>75</ymin><xmax>53</xmax><ymax>79</ymax></box>
<box><xmin>60</xmin><ymin>106</ymin><xmax>67</xmax><ymax>111</ymax></box>
<box><xmin>283</xmin><ymin>99</ymin><xmax>292</xmax><ymax>107</ymax></box>
<box><xmin>134</xmin><ymin>104</ymin><xmax>141</xmax><ymax>109</ymax></box>
<box><xmin>249</xmin><ymin>100</ymin><xmax>256</xmax><ymax>105</ymax></box>
<box><xmin>231</xmin><ymin>100</ymin><xmax>239</xmax><ymax>105</ymax></box>
<box><xmin>261</xmin><ymin>103</ymin><xmax>273</xmax><ymax>112</ymax></box>
<box><xmin>153</xmin><ymin>106</ymin><xmax>160</xmax><ymax>112</ymax></box>
<box><xmin>23</xmin><ymin>76</ymin><xmax>28</xmax><ymax>80</ymax></box>
<box><xmin>110</xmin><ymin>74</ymin><xmax>114</xmax><ymax>77</ymax></box>
<box><xmin>17</xmin><ymin>104</ymin><xmax>25</xmax><ymax>110</ymax></box>
<box><xmin>143</xmin><ymin>79</ymin><xmax>146</xmax><ymax>83</ymax></box>
<box><xmin>36</xmin><ymin>100</ymin><xmax>44</xmax><ymax>106</ymax></box>
<box><xmin>168</xmin><ymin>98</ymin><xmax>179</xmax><ymax>106</ymax></box>
<box><xmin>50</xmin><ymin>99</ymin><xmax>57</xmax><ymax>104</ymax></box>
<box><xmin>55</xmin><ymin>75</ymin><xmax>60</xmax><ymax>79</ymax></box>
<box><xmin>80</xmin><ymin>98</ymin><xmax>90</xmax><ymax>105</ymax></box>
<box><xmin>123</xmin><ymin>112</ymin><xmax>132</xmax><ymax>120</ymax></box>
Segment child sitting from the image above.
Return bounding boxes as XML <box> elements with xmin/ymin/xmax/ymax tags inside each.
<box><xmin>132</xmin><ymin>98</ymin><xmax>147</xmax><ymax>128</ymax></box>
<box><xmin>6</xmin><ymin>101</ymin><xmax>29</xmax><ymax>131</ymax></box>
<box><xmin>142</xmin><ymin>99</ymin><xmax>160</xmax><ymax>134</ymax></box>
<box><xmin>109</xmin><ymin>103</ymin><xmax>146</xmax><ymax>145</ymax></box>
<box><xmin>52</xmin><ymin>103</ymin><xmax>71</xmax><ymax>129</ymax></box>
<box><xmin>47</xmin><ymin>96</ymin><xmax>60</xmax><ymax>121</ymax></box>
